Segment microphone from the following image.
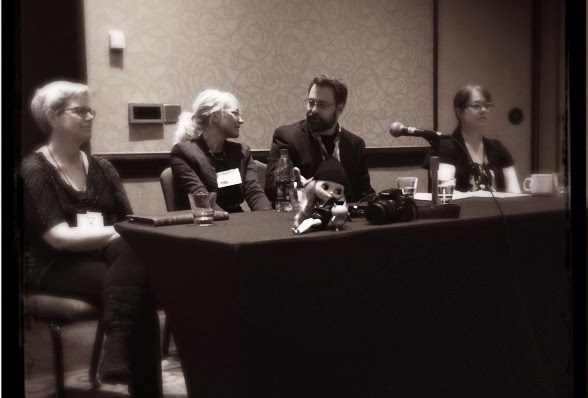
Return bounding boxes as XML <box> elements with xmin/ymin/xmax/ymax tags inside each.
<box><xmin>389</xmin><ymin>122</ymin><xmax>450</xmax><ymax>140</ymax></box>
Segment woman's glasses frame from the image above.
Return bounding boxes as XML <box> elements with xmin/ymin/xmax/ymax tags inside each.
<box><xmin>464</xmin><ymin>103</ymin><xmax>493</xmax><ymax>112</ymax></box>
<box><xmin>57</xmin><ymin>107</ymin><xmax>96</xmax><ymax>118</ymax></box>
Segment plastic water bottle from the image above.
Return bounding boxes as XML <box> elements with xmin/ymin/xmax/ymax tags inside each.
<box><xmin>275</xmin><ymin>149</ymin><xmax>295</xmax><ymax>212</ymax></box>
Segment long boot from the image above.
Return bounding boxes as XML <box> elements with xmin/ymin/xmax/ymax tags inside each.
<box><xmin>98</xmin><ymin>286</ymin><xmax>143</xmax><ymax>384</ymax></box>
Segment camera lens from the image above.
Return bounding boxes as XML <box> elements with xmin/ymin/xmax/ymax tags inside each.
<box><xmin>366</xmin><ymin>200</ymin><xmax>398</xmax><ymax>224</ymax></box>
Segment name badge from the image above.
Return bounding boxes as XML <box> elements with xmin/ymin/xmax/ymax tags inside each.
<box><xmin>77</xmin><ymin>212</ymin><xmax>104</xmax><ymax>228</ymax></box>
<box><xmin>217</xmin><ymin>168</ymin><xmax>242</xmax><ymax>188</ymax></box>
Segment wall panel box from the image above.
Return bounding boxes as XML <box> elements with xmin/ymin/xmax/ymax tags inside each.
<box><xmin>129</xmin><ymin>103</ymin><xmax>164</xmax><ymax>124</ymax></box>
<box><xmin>109</xmin><ymin>30</ymin><xmax>125</xmax><ymax>50</ymax></box>
<box><xmin>164</xmin><ymin>104</ymin><xmax>181</xmax><ymax>124</ymax></box>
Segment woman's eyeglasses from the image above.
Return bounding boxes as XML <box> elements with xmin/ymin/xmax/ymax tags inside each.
<box><xmin>465</xmin><ymin>103</ymin><xmax>493</xmax><ymax>112</ymax></box>
<box><xmin>57</xmin><ymin>107</ymin><xmax>96</xmax><ymax>118</ymax></box>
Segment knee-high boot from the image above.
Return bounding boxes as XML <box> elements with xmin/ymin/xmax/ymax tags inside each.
<box><xmin>99</xmin><ymin>285</ymin><xmax>143</xmax><ymax>384</ymax></box>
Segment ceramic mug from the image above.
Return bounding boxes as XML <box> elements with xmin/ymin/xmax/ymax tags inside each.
<box><xmin>523</xmin><ymin>174</ymin><xmax>553</xmax><ymax>195</ymax></box>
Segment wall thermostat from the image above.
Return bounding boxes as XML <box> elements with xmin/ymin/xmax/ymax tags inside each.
<box><xmin>129</xmin><ymin>103</ymin><xmax>164</xmax><ymax>124</ymax></box>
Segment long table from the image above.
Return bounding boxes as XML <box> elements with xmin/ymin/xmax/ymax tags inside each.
<box><xmin>116</xmin><ymin>197</ymin><xmax>571</xmax><ymax>398</ymax></box>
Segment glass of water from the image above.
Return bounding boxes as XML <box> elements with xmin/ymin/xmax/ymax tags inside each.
<box><xmin>437</xmin><ymin>179</ymin><xmax>456</xmax><ymax>204</ymax></box>
<box><xmin>397</xmin><ymin>177</ymin><xmax>418</xmax><ymax>199</ymax></box>
<box><xmin>553</xmin><ymin>172</ymin><xmax>568</xmax><ymax>196</ymax></box>
<box><xmin>188</xmin><ymin>192</ymin><xmax>217</xmax><ymax>226</ymax></box>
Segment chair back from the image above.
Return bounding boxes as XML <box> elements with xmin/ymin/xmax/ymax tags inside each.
<box><xmin>254</xmin><ymin>160</ymin><xmax>267</xmax><ymax>191</ymax></box>
<box><xmin>160</xmin><ymin>167</ymin><xmax>176</xmax><ymax>212</ymax></box>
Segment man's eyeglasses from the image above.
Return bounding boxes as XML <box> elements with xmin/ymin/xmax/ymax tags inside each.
<box><xmin>465</xmin><ymin>103</ymin><xmax>493</xmax><ymax>112</ymax></box>
<box><xmin>57</xmin><ymin>107</ymin><xmax>96</xmax><ymax>118</ymax></box>
<box><xmin>305</xmin><ymin>99</ymin><xmax>336</xmax><ymax>110</ymax></box>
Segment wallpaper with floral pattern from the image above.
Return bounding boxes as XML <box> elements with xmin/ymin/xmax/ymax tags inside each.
<box><xmin>85</xmin><ymin>0</ymin><xmax>433</xmax><ymax>153</ymax></box>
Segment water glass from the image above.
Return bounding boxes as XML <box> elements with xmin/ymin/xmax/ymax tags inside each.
<box><xmin>188</xmin><ymin>192</ymin><xmax>217</xmax><ymax>226</ymax></box>
<box><xmin>397</xmin><ymin>177</ymin><xmax>418</xmax><ymax>198</ymax></box>
<box><xmin>437</xmin><ymin>179</ymin><xmax>456</xmax><ymax>204</ymax></box>
<box><xmin>553</xmin><ymin>172</ymin><xmax>568</xmax><ymax>196</ymax></box>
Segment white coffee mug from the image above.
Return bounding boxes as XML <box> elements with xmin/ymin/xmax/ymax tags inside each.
<box><xmin>523</xmin><ymin>174</ymin><xmax>553</xmax><ymax>195</ymax></box>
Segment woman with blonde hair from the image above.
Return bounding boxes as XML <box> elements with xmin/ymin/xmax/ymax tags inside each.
<box><xmin>171</xmin><ymin>89</ymin><xmax>271</xmax><ymax>212</ymax></box>
<box><xmin>21</xmin><ymin>81</ymin><xmax>160</xmax><ymax>396</ymax></box>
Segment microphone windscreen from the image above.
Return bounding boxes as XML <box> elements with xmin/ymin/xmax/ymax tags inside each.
<box><xmin>389</xmin><ymin>122</ymin><xmax>404</xmax><ymax>137</ymax></box>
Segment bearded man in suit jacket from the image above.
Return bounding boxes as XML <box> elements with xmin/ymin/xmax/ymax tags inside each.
<box><xmin>265</xmin><ymin>74</ymin><xmax>376</xmax><ymax>204</ymax></box>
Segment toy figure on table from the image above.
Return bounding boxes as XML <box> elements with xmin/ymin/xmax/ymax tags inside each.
<box><xmin>292</xmin><ymin>157</ymin><xmax>350</xmax><ymax>234</ymax></box>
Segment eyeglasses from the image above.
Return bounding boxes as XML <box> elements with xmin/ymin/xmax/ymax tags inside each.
<box><xmin>465</xmin><ymin>103</ymin><xmax>493</xmax><ymax>112</ymax></box>
<box><xmin>224</xmin><ymin>110</ymin><xmax>242</xmax><ymax>118</ymax></box>
<box><xmin>57</xmin><ymin>107</ymin><xmax>96</xmax><ymax>118</ymax></box>
<box><xmin>305</xmin><ymin>99</ymin><xmax>336</xmax><ymax>110</ymax></box>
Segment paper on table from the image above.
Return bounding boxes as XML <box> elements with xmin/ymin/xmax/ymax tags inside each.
<box><xmin>414</xmin><ymin>191</ymin><xmax>531</xmax><ymax>201</ymax></box>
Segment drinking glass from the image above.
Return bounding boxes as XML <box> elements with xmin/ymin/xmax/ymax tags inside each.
<box><xmin>397</xmin><ymin>177</ymin><xmax>418</xmax><ymax>199</ymax></box>
<box><xmin>553</xmin><ymin>172</ymin><xmax>568</xmax><ymax>196</ymax></box>
<box><xmin>188</xmin><ymin>192</ymin><xmax>217</xmax><ymax>226</ymax></box>
<box><xmin>437</xmin><ymin>179</ymin><xmax>456</xmax><ymax>204</ymax></box>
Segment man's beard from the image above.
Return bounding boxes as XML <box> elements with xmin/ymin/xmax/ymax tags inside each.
<box><xmin>306</xmin><ymin>112</ymin><xmax>337</xmax><ymax>133</ymax></box>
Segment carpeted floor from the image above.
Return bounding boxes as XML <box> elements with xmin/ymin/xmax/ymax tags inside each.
<box><xmin>24</xmin><ymin>312</ymin><xmax>187</xmax><ymax>398</ymax></box>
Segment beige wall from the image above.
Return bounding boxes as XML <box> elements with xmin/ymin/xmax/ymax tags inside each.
<box><xmin>85</xmin><ymin>0</ymin><xmax>434</xmax><ymax>154</ymax></box>
<box><xmin>437</xmin><ymin>0</ymin><xmax>533</xmax><ymax>185</ymax></box>
<box><xmin>85</xmin><ymin>1</ymin><xmax>567</xmax><ymax>214</ymax></box>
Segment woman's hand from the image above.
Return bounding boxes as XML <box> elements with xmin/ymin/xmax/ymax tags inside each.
<box><xmin>42</xmin><ymin>223</ymin><xmax>120</xmax><ymax>251</ymax></box>
<box><xmin>438</xmin><ymin>163</ymin><xmax>456</xmax><ymax>181</ymax></box>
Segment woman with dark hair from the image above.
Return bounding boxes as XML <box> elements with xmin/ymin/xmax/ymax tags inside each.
<box><xmin>432</xmin><ymin>84</ymin><xmax>521</xmax><ymax>193</ymax></box>
<box><xmin>21</xmin><ymin>81</ymin><xmax>161</xmax><ymax>397</ymax></box>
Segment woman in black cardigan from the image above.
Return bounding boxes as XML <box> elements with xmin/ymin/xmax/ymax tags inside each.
<box><xmin>170</xmin><ymin>89</ymin><xmax>271</xmax><ymax>212</ymax></box>
<box><xmin>21</xmin><ymin>81</ymin><xmax>160</xmax><ymax>396</ymax></box>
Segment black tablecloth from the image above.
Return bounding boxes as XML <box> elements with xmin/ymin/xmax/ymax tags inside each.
<box><xmin>116</xmin><ymin>196</ymin><xmax>570</xmax><ymax>398</ymax></box>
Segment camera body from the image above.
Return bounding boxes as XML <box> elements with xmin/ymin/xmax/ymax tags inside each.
<box><xmin>366</xmin><ymin>188</ymin><xmax>416</xmax><ymax>224</ymax></box>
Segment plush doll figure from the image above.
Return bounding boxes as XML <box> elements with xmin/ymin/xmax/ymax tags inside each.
<box><xmin>292</xmin><ymin>157</ymin><xmax>350</xmax><ymax>235</ymax></box>
<box><xmin>329</xmin><ymin>202</ymin><xmax>349</xmax><ymax>231</ymax></box>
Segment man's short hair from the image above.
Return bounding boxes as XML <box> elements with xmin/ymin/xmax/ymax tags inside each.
<box><xmin>308</xmin><ymin>74</ymin><xmax>348</xmax><ymax>105</ymax></box>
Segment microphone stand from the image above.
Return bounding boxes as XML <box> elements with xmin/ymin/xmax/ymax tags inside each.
<box><xmin>414</xmin><ymin>137</ymin><xmax>460</xmax><ymax>220</ymax></box>
<box><xmin>425</xmin><ymin>138</ymin><xmax>440</xmax><ymax>205</ymax></box>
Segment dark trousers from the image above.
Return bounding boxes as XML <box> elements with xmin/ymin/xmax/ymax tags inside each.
<box><xmin>38</xmin><ymin>238</ymin><xmax>162</xmax><ymax>398</ymax></box>
<box><xmin>39</xmin><ymin>238</ymin><xmax>146</xmax><ymax>305</ymax></box>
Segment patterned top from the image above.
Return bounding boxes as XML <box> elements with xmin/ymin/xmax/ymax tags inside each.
<box><xmin>424</xmin><ymin>129</ymin><xmax>514</xmax><ymax>192</ymax></box>
<box><xmin>20</xmin><ymin>152</ymin><xmax>132</xmax><ymax>288</ymax></box>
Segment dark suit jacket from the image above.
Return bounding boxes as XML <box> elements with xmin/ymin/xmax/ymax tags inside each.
<box><xmin>171</xmin><ymin>138</ymin><xmax>271</xmax><ymax>212</ymax></box>
<box><xmin>265</xmin><ymin>120</ymin><xmax>375</xmax><ymax>203</ymax></box>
